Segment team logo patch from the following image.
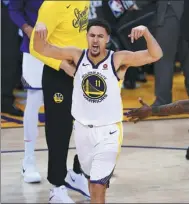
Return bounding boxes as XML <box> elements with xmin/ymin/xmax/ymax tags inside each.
<box><xmin>53</xmin><ymin>93</ymin><xmax>64</xmax><ymax>103</ymax></box>
<box><xmin>82</xmin><ymin>72</ymin><xmax>107</xmax><ymax>103</ymax></box>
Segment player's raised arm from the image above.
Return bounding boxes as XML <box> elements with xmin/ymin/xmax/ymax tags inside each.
<box><xmin>33</xmin><ymin>23</ymin><xmax>82</xmax><ymax>63</ymax></box>
<box><xmin>115</xmin><ymin>26</ymin><xmax>163</xmax><ymax>68</ymax></box>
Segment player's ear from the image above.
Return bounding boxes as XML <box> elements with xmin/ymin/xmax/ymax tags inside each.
<box><xmin>107</xmin><ymin>35</ymin><xmax>110</xmax><ymax>43</ymax></box>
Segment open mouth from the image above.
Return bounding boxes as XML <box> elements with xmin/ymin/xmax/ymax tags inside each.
<box><xmin>92</xmin><ymin>45</ymin><xmax>99</xmax><ymax>52</ymax></box>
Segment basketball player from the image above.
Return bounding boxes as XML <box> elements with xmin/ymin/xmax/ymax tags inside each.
<box><xmin>32</xmin><ymin>19</ymin><xmax>163</xmax><ymax>203</ymax></box>
<box><xmin>125</xmin><ymin>98</ymin><xmax>189</xmax><ymax>160</ymax></box>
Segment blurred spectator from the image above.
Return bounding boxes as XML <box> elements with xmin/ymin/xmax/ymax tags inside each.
<box><xmin>102</xmin><ymin>0</ymin><xmax>140</xmax><ymax>89</ymax></box>
<box><xmin>180</xmin><ymin>0</ymin><xmax>189</xmax><ymax>96</ymax></box>
<box><xmin>102</xmin><ymin>0</ymin><xmax>139</xmax><ymax>25</ymax></box>
<box><xmin>1</xmin><ymin>0</ymin><xmax>23</xmax><ymax>116</ymax></box>
<box><xmin>152</xmin><ymin>0</ymin><xmax>189</xmax><ymax>106</ymax></box>
<box><xmin>89</xmin><ymin>1</ymin><xmax>103</xmax><ymax>20</ymax></box>
<box><xmin>181</xmin><ymin>0</ymin><xmax>189</xmax><ymax>45</ymax></box>
<box><xmin>102</xmin><ymin>0</ymin><xmax>157</xmax><ymax>89</ymax></box>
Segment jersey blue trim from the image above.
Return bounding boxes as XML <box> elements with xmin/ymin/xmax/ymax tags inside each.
<box><xmin>111</xmin><ymin>53</ymin><xmax>120</xmax><ymax>81</ymax></box>
<box><xmin>74</xmin><ymin>50</ymin><xmax>86</xmax><ymax>76</ymax></box>
<box><xmin>86</xmin><ymin>49</ymin><xmax>111</xmax><ymax>69</ymax></box>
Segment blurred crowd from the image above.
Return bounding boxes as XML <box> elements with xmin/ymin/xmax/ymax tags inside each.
<box><xmin>1</xmin><ymin>0</ymin><xmax>189</xmax><ymax>116</ymax></box>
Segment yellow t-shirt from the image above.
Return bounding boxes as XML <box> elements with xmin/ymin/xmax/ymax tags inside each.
<box><xmin>30</xmin><ymin>1</ymin><xmax>89</xmax><ymax>70</ymax></box>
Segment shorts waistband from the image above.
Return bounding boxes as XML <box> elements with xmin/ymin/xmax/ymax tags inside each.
<box><xmin>74</xmin><ymin>120</ymin><xmax>122</xmax><ymax>128</ymax></box>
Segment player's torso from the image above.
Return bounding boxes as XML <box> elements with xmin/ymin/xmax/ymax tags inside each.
<box><xmin>49</xmin><ymin>1</ymin><xmax>89</xmax><ymax>49</ymax></box>
<box><xmin>72</xmin><ymin>49</ymin><xmax>123</xmax><ymax>126</ymax></box>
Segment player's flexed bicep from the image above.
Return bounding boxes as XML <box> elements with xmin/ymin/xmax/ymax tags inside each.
<box><xmin>114</xmin><ymin>49</ymin><xmax>156</xmax><ymax>68</ymax></box>
<box><xmin>114</xmin><ymin>25</ymin><xmax>163</xmax><ymax>68</ymax></box>
<box><xmin>33</xmin><ymin>23</ymin><xmax>82</xmax><ymax>65</ymax></box>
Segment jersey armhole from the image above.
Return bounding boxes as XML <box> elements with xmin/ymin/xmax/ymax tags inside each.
<box><xmin>75</xmin><ymin>50</ymin><xmax>85</xmax><ymax>75</ymax></box>
<box><xmin>111</xmin><ymin>52</ymin><xmax>120</xmax><ymax>81</ymax></box>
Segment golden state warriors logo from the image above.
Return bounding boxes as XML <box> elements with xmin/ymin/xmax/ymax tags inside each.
<box><xmin>82</xmin><ymin>72</ymin><xmax>107</xmax><ymax>103</ymax></box>
<box><xmin>53</xmin><ymin>93</ymin><xmax>63</xmax><ymax>103</ymax></box>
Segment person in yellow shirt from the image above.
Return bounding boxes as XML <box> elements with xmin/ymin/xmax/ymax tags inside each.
<box><xmin>30</xmin><ymin>1</ymin><xmax>90</xmax><ymax>203</ymax></box>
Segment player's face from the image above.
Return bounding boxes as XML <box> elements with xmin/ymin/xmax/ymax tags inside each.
<box><xmin>87</xmin><ymin>26</ymin><xmax>109</xmax><ymax>57</ymax></box>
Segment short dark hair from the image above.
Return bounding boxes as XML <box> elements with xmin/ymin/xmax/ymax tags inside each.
<box><xmin>87</xmin><ymin>18</ymin><xmax>111</xmax><ymax>35</ymax></box>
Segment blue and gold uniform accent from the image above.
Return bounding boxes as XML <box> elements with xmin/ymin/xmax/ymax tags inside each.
<box><xmin>82</xmin><ymin>73</ymin><xmax>107</xmax><ymax>103</ymax></box>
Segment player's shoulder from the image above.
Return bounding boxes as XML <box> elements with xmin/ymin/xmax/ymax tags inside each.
<box><xmin>67</xmin><ymin>47</ymin><xmax>83</xmax><ymax>57</ymax></box>
<box><xmin>112</xmin><ymin>50</ymin><xmax>132</xmax><ymax>67</ymax></box>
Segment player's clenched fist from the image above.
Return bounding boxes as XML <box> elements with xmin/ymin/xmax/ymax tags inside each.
<box><xmin>128</xmin><ymin>25</ymin><xmax>148</xmax><ymax>43</ymax></box>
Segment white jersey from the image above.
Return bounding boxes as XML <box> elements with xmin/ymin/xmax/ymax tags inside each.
<box><xmin>72</xmin><ymin>49</ymin><xmax>123</xmax><ymax>126</ymax></box>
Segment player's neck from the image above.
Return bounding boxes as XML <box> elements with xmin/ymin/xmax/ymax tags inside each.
<box><xmin>88</xmin><ymin>50</ymin><xmax>108</xmax><ymax>65</ymax></box>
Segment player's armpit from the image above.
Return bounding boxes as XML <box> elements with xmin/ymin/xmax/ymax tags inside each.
<box><xmin>115</xmin><ymin>50</ymin><xmax>161</xmax><ymax>68</ymax></box>
<box><xmin>116</xmin><ymin>65</ymin><xmax>128</xmax><ymax>80</ymax></box>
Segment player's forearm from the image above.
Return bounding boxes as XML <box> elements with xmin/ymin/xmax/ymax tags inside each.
<box><xmin>33</xmin><ymin>29</ymin><xmax>68</xmax><ymax>60</ymax></box>
<box><xmin>152</xmin><ymin>100</ymin><xmax>189</xmax><ymax>116</ymax></box>
<box><xmin>144</xmin><ymin>29</ymin><xmax>163</xmax><ymax>61</ymax></box>
<box><xmin>30</xmin><ymin>46</ymin><xmax>61</xmax><ymax>70</ymax></box>
<box><xmin>30</xmin><ymin>31</ymin><xmax>61</xmax><ymax>70</ymax></box>
<box><xmin>34</xmin><ymin>40</ymin><xmax>71</xmax><ymax>62</ymax></box>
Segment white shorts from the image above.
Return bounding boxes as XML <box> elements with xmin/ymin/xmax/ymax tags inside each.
<box><xmin>73</xmin><ymin>120</ymin><xmax>123</xmax><ymax>185</ymax></box>
<box><xmin>22</xmin><ymin>53</ymin><xmax>44</xmax><ymax>89</ymax></box>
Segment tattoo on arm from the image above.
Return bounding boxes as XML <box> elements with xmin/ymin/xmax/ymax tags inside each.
<box><xmin>152</xmin><ymin>100</ymin><xmax>189</xmax><ymax>116</ymax></box>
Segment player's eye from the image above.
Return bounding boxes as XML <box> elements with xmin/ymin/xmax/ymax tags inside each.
<box><xmin>90</xmin><ymin>34</ymin><xmax>95</xmax><ymax>37</ymax></box>
<box><xmin>98</xmin><ymin>35</ymin><xmax>104</xmax><ymax>38</ymax></box>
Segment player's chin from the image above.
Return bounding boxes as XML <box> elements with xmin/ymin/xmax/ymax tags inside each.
<box><xmin>91</xmin><ymin>51</ymin><xmax>100</xmax><ymax>57</ymax></box>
